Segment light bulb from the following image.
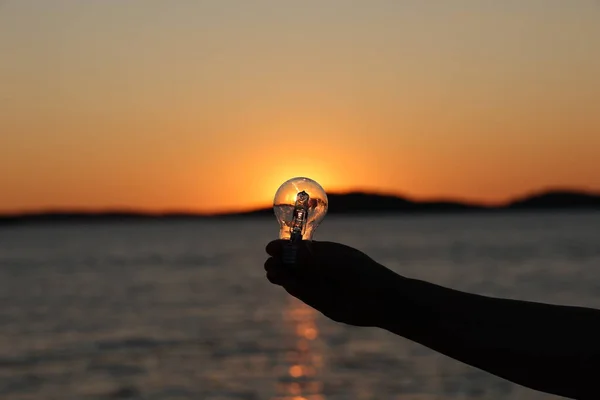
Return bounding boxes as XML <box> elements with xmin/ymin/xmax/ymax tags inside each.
<box><xmin>273</xmin><ymin>177</ymin><xmax>328</xmax><ymax>243</ymax></box>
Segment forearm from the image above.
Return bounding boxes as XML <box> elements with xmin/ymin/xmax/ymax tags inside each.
<box><xmin>380</xmin><ymin>277</ymin><xmax>600</xmax><ymax>399</ymax></box>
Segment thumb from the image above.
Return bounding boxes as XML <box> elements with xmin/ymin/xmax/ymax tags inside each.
<box><xmin>266</xmin><ymin>239</ymin><xmax>317</xmax><ymax>260</ymax></box>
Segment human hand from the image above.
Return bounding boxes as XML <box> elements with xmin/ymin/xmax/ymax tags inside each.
<box><xmin>264</xmin><ymin>240</ymin><xmax>404</xmax><ymax>327</ymax></box>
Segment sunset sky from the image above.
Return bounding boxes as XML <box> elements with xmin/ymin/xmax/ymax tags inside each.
<box><xmin>1</xmin><ymin>1</ymin><xmax>599</xmax><ymax>213</ymax></box>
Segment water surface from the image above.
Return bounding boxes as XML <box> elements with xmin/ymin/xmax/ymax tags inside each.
<box><xmin>1</xmin><ymin>212</ymin><xmax>599</xmax><ymax>399</ymax></box>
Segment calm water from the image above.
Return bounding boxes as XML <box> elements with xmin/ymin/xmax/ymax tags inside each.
<box><xmin>1</xmin><ymin>212</ymin><xmax>599</xmax><ymax>400</ymax></box>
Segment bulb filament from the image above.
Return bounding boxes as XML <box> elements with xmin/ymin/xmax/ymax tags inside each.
<box><xmin>289</xmin><ymin>191</ymin><xmax>310</xmax><ymax>242</ymax></box>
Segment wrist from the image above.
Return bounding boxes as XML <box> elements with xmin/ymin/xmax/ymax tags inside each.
<box><xmin>374</xmin><ymin>275</ymin><xmax>438</xmax><ymax>338</ymax></box>
<box><xmin>371</xmin><ymin>272</ymin><xmax>410</xmax><ymax>329</ymax></box>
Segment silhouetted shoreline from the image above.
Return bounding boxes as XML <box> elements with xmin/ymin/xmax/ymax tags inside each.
<box><xmin>1</xmin><ymin>190</ymin><xmax>599</xmax><ymax>226</ymax></box>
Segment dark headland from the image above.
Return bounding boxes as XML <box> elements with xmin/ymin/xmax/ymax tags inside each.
<box><xmin>1</xmin><ymin>189</ymin><xmax>599</xmax><ymax>226</ymax></box>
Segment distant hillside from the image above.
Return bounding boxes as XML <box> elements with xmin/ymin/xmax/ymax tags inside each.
<box><xmin>0</xmin><ymin>189</ymin><xmax>599</xmax><ymax>226</ymax></box>
<box><xmin>506</xmin><ymin>190</ymin><xmax>600</xmax><ymax>210</ymax></box>
<box><xmin>313</xmin><ymin>192</ymin><xmax>486</xmax><ymax>214</ymax></box>
<box><xmin>233</xmin><ymin>190</ymin><xmax>600</xmax><ymax>217</ymax></box>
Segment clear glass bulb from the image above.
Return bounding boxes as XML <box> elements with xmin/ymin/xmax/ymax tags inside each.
<box><xmin>273</xmin><ymin>177</ymin><xmax>328</xmax><ymax>241</ymax></box>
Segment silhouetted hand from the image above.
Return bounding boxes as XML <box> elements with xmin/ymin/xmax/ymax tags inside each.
<box><xmin>264</xmin><ymin>239</ymin><xmax>405</xmax><ymax>327</ymax></box>
<box><xmin>266</xmin><ymin>240</ymin><xmax>600</xmax><ymax>400</ymax></box>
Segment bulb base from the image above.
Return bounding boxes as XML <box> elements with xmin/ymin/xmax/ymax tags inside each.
<box><xmin>281</xmin><ymin>242</ymin><xmax>298</xmax><ymax>265</ymax></box>
<box><xmin>282</xmin><ymin>230</ymin><xmax>303</xmax><ymax>264</ymax></box>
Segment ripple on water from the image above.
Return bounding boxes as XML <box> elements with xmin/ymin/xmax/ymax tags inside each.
<box><xmin>1</xmin><ymin>214</ymin><xmax>597</xmax><ymax>399</ymax></box>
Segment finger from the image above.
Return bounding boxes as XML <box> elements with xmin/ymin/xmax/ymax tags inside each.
<box><xmin>264</xmin><ymin>256</ymin><xmax>278</xmax><ymax>272</ymax></box>
<box><xmin>266</xmin><ymin>239</ymin><xmax>321</xmax><ymax>257</ymax></box>
<box><xmin>281</xmin><ymin>275</ymin><xmax>330</xmax><ymax>313</ymax></box>
<box><xmin>265</xmin><ymin>240</ymin><xmax>287</xmax><ymax>256</ymax></box>
<box><xmin>266</xmin><ymin>265</ymin><xmax>317</xmax><ymax>288</ymax></box>
<box><xmin>265</xmin><ymin>259</ymin><xmax>320</xmax><ymax>291</ymax></box>
<box><xmin>266</xmin><ymin>268</ymin><xmax>288</xmax><ymax>285</ymax></box>
<box><xmin>265</xmin><ymin>257</ymin><xmax>284</xmax><ymax>284</ymax></box>
<box><xmin>264</xmin><ymin>255</ymin><xmax>306</xmax><ymax>276</ymax></box>
<box><xmin>265</xmin><ymin>257</ymin><xmax>303</xmax><ymax>286</ymax></box>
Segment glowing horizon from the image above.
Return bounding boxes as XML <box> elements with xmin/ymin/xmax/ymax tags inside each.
<box><xmin>1</xmin><ymin>1</ymin><xmax>599</xmax><ymax>214</ymax></box>
<box><xmin>1</xmin><ymin>184</ymin><xmax>598</xmax><ymax>216</ymax></box>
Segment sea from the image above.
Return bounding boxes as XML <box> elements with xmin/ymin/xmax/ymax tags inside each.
<box><xmin>1</xmin><ymin>212</ymin><xmax>599</xmax><ymax>400</ymax></box>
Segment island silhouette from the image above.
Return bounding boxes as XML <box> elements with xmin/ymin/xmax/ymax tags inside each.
<box><xmin>1</xmin><ymin>189</ymin><xmax>599</xmax><ymax>226</ymax></box>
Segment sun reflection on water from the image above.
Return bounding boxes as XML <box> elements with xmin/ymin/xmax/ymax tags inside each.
<box><xmin>272</xmin><ymin>297</ymin><xmax>326</xmax><ymax>400</ymax></box>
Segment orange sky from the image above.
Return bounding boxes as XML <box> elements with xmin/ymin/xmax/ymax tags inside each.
<box><xmin>1</xmin><ymin>1</ymin><xmax>599</xmax><ymax>213</ymax></box>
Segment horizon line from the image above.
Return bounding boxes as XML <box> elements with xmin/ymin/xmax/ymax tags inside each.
<box><xmin>1</xmin><ymin>185</ymin><xmax>599</xmax><ymax>217</ymax></box>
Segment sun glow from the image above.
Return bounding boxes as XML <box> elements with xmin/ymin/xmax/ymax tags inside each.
<box><xmin>227</xmin><ymin>140</ymin><xmax>347</xmax><ymax>211</ymax></box>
